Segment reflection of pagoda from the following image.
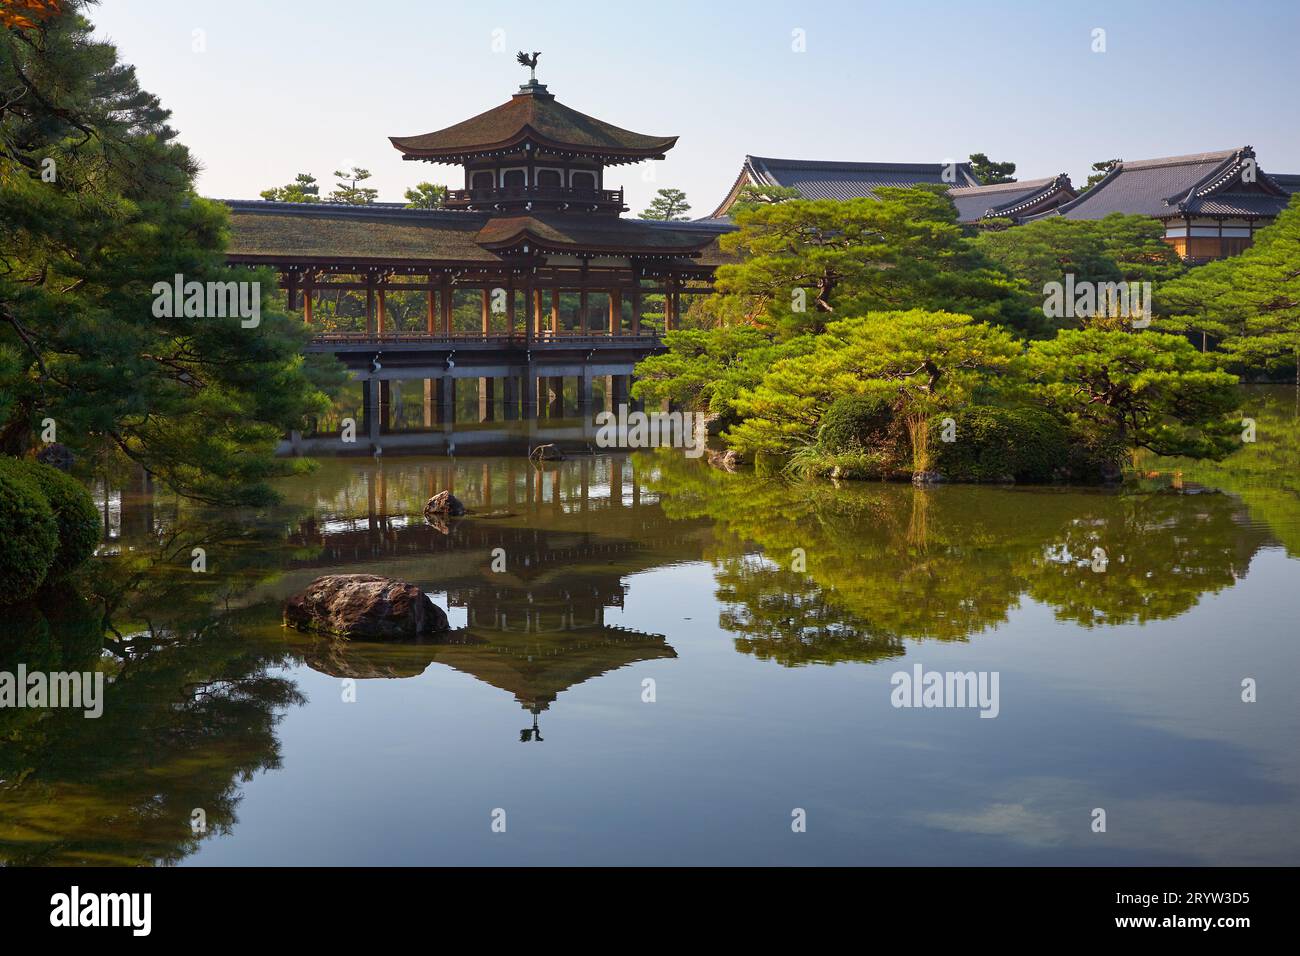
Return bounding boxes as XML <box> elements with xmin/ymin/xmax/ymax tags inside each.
<box><xmin>281</xmin><ymin>463</ymin><xmax>687</xmax><ymax>738</ymax></box>
<box><xmin>436</xmin><ymin>552</ymin><xmax>675</xmax><ymax>738</ymax></box>
<box><xmin>430</xmin><ymin>624</ymin><xmax>675</xmax><ymax>736</ymax></box>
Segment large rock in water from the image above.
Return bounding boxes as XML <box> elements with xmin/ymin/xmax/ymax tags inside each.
<box><xmin>423</xmin><ymin>490</ymin><xmax>465</xmax><ymax>521</ymax></box>
<box><xmin>283</xmin><ymin>574</ymin><xmax>449</xmax><ymax>640</ymax></box>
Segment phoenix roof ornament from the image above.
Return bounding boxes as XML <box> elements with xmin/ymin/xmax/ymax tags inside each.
<box><xmin>516</xmin><ymin>51</ymin><xmax>541</xmax><ymax>82</ymax></box>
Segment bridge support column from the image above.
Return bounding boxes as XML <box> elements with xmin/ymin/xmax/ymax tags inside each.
<box><xmin>603</xmin><ymin>375</ymin><xmax>615</xmax><ymax>413</ymax></box>
<box><xmin>364</xmin><ymin>378</ymin><xmax>380</xmax><ymax>445</ymax></box>
<box><xmin>578</xmin><ymin>368</ymin><xmax>593</xmax><ymax>414</ymax></box>
<box><xmin>521</xmin><ymin>369</ymin><xmax>538</xmax><ymax>419</ymax></box>
<box><xmin>547</xmin><ymin>376</ymin><xmax>564</xmax><ymax>419</ymax></box>
<box><xmin>502</xmin><ymin>375</ymin><xmax>519</xmax><ymax>421</ymax></box>
<box><xmin>437</xmin><ymin>376</ymin><xmax>455</xmax><ymax>426</ymax></box>
<box><xmin>611</xmin><ymin>374</ymin><xmax>629</xmax><ymax>411</ymax></box>
<box><xmin>378</xmin><ymin>380</ymin><xmax>391</xmax><ymax>434</ymax></box>
<box><xmin>628</xmin><ymin>374</ymin><xmax>642</xmax><ymax>413</ymax></box>
<box><xmin>478</xmin><ymin>377</ymin><xmax>495</xmax><ymax>422</ymax></box>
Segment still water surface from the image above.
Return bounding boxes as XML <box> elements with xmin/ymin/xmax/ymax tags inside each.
<box><xmin>2</xmin><ymin>388</ymin><xmax>1298</xmax><ymax>865</ymax></box>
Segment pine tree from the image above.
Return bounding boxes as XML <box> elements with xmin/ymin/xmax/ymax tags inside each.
<box><xmin>260</xmin><ymin>173</ymin><xmax>320</xmax><ymax>203</ymax></box>
<box><xmin>0</xmin><ymin>1</ymin><xmax>343</xmax><ymax>503</ymax></box>
<box><xmin>1158</xmin><ymin>197</ymin><xmax>1300</xmax><ymax>381</ymax></box>
<box><xmin>639</xmin><ymin>188</ymin><xmax>691</xmax><ymax>221</ymax></box>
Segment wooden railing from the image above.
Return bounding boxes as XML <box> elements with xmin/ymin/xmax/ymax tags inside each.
<box><xmin>309</xmin><ymin>331</ymin><xmax>663</xmax><ymax>348</ymax></box>
<box><xmin>443</xmin><ymin>185</ymin><xmax>624</xmax><ymax>209</ymax></box>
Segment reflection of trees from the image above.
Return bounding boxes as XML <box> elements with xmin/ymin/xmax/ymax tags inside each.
<box><xmin>1148</xmin><ymin>384</ymin><xmax>1300</xmax><ymax>556</ymax></box>
<box><xmin>1</xmin><ymin>567</ymin><xmax>304</xmax><ymax>868</ymax></box>
<box><xmin>643</xmin><ymin>451</ymin><xmax>1269</xmax><ymax>664</ymax></box>
<box><xmin>1023</xmin><ymin>493</ymin><xmax>1260</xmax><ymax>626</ymax></box>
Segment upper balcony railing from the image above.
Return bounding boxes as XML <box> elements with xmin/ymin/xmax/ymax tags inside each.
<box><xmin>444</xmin><ymin>185</ymin><xmax>625</xmax><ymax>213</ymax></box>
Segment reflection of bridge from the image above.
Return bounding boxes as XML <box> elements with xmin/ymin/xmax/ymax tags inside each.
<box><xmin>290</xmin><ymin>332</ymin><xmax>666</xmax><ymax>455</ymax></box>
<box><xmin>279</xmin><ymin>458</ymin><xmax>694</xmax><ymax>733</ymax></box>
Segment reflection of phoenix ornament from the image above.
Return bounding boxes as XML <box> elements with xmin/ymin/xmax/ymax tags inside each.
<box><xmin>516</xmin><ymin>50</ymin><xmax>541</xmax><ymax>82</ymax></box>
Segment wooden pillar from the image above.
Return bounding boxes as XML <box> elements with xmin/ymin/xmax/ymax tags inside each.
<box><xmin>426</xmin><ymin>281</ymin><xmax>436</xmax><ymax>333</ymax></box>
<box><xmin>609</xmin><ymin>289</ymin><xmax>622</xmax><ymax>336</ymax></box>
<box><xmin>377</xmin><ymin>288</ymin><xmax>387</xmax><ymax>335</ymax></box>
<box><xmin>481</xmin><ymin>288</ymin><xmax>490</xmax><ymax>335</ymax></box>
<box><xmin>580</xmin><ymin>290</ymin><xmax>589</xmax><ymax>335</ymax></box>
<box><xmin>508</xmin><ymin>283</ymin><xmax>518</xmax><ymax>339</ymax></box>
<box><xmin>551</xmin><ymin>289</ymin><xmax>560</xmax><ymax>336</ymax></box>
<box><xmin>303</xmin><ymin>272</ymin><xmax>314</xmax><ymax>325</ymax></box>
<box><xmin>441</xmin><ymin>278</ymin><xmax>453</xmax><ymax>335</ymax></box>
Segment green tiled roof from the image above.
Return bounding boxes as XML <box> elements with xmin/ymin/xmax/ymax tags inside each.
<box><xmin>224</xmin><ymin>201</ymin><xmax>503</xmax><ymax>264</ymax></box>
<box><xmin>389</xmin><ymin>84</ymin><xmax>676</xmax><ymax>162</ymax></box>
<box><xmin>222</xmin><ymin>201</ymin><xmax>734</xmax><ymax>266</ymax></box>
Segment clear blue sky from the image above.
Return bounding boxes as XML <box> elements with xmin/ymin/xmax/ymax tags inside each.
<box><xmin>91</xmin><ymin>0</ymin><xmax>1300</xmax><ymax>217</ymax></box>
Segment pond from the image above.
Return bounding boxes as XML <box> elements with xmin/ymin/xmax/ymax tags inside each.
<box><xmin>2</xmin><ymin>386</ymin><xmax>1298</xmax><ymax>866</ymax></box>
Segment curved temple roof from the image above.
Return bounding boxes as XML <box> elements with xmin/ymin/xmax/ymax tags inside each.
<box><xmin>220</xmin><ymin>200</ymin><xmax>733</xmax><ymax>268</ymax></box>
<box><xmin>390</xmin><ymin>82</ymin><xmax>677</xmax><ymax>165</ymax></box>
<box><xmin>1050</xmin><ymin>147</ymin><xmax>1293</xmax><ymax>221</ymax></box>
<box><xmin>946</xmin><ymin>174</ymin><xmax>1076</xmax><ymax>224</ymax></box>
<box><xmin>710</xmin><ymin>155</ymin><xmax>981</xmax><ymax>217</ymax></box>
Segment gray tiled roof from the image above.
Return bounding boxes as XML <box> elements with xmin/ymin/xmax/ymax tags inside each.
<box><xmin>947</xmin><ymin>175</ymin><xmax>1074</xmax><ymax>223</ymax></box>
<box><xmin>744</xmin><ymin>156</ymin><xmax>981</xmax><ymax>200</ymax></box>
<box><xmin>1054</xmin><ymin>148</ymin><xmax>1291</xmax><ymax>221</ymax></box>
<box><xmin>1269</xmin><ymin>173</ymin><xmax>1300</xmax><ymax>194</ymax></box>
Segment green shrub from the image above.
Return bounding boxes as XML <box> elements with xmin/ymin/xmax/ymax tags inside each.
<box><xmin>0</xmin><ymin>466</ymin><xmax>59</xmax><ymax>603</ymax></box>
<box><xmin>931</xmin><ymin>406</ymin><xmax>1070</xmax><ymax>483</ymax></box>
<box><xmin>818</xmin><ymin>395</ymin><xmax>896</xmax><ymax>453</ymax></box>
<box><xmin>786</xmin><ymin>443</ymin><xmax>893</xmax><ymax>480</ymax></box>
<box><xmin>1</xmin><ymin>459</ymin><xmax>100</xmax><ymax>578</ymax></box>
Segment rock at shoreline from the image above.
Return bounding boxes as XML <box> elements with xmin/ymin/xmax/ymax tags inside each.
<box><xmin>706</xmin><ymin>449</ymin><xmax>739</xmax><ymax>472</ymax></box>
<box><xmin>911</xmin><ymin>471</ymin><xmax>945</xmax><ymax>486</ymax></box>
<box><xmin>283</xmin><ymin>573</ymin><xmax>450</xmax><ymax>640</ymax></box>
<box><xmin>423</xmin><ymin>490</ymin><xmax>465</xmax><ymax>520</ymax></box>
<box><xmin>529</xmin><ymin>443</ymin><xmax>565</xmax><ymax>462</ymax></box>
<box><xmin>35</xmin><ymin>443</ymin><xmax>75</xmax><ymax>472</ymax></box>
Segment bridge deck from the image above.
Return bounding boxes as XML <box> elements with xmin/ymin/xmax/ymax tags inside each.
<box><xmin>307</xmin><ymin>332</ymin><xmax>663</xmax><ymax>353</ymax></box>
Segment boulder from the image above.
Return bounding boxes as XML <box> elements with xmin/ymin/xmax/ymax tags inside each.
<box><xmin>35</xmin><ymin>443</ymin><xmax>75</xmax><ymax>472</ymax></box>
<box><xmin>529</xmin><ymin>443</ymin><xmax>565</xmax><ymax>462</ymax></box>
<box><xmin>423</xmin><ymin>490</ymin><xmax>465</xmax><ymax>521</ymax></box>
<box><xmin>283</xmin><ymin>574</ymin><xmax>449</xmax><ymax>640</ymax></box>
<box><xmin>706</xmin><ymin>448</ymin><xmax>739</xmax><ymax>472</ymax></box>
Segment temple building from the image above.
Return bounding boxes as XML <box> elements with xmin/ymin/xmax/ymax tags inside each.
<box><xmin>1046</xmin><ymin>147</ymin><xmax>1296</xmax><ymax>260</ymax></box>
<box><xmin>708</xmin><ymin>155</ymin><xmax>1077</xmax><ymax>224</ymax></box>
<box><xmin>224</xmin><ymin>63</ymin><xmax>732</xmax><ymax>444</ymax></box>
